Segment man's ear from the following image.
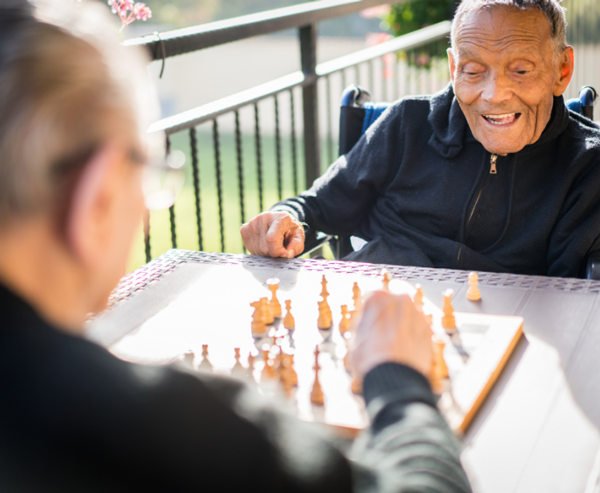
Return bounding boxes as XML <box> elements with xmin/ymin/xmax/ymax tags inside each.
<box><xmin>554</xmin><ymin>46</ymin><xmax>574</xmax><ymax>96</ymax></box>
<box><xmin>65</xmin><ymin>144</ymin><xmax>123</xmax><ymax>268</ymax></box>
<box><xmin>448</xmin><ymin>48</ymin><xmax>456</xmax><ymax>83</ymax></box>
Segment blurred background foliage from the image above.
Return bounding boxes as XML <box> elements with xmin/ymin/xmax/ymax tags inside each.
<box><xmin>382</xmin><ymin>0</ymin><xmax>458</xmax><ymax>37</ymax></box>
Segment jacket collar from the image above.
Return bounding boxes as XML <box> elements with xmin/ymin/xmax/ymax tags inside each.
<box><xmin>427</xmin><ymin>83</ymin><xmax>569</xmax><ymax>159</ymax></box>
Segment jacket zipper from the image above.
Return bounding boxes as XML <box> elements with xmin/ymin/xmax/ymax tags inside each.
<box><xmin>490</xmin><ymin>154</ymin><xmax>498</xmax><ymax>174</ymax></box>
<box><xmin>456</xmin><ymin>153</ymin><xmax>498</xmax><ymax>265</ymax></box>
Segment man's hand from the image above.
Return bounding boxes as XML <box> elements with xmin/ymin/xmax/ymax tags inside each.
<box><xmin>351</xmin><ymin>291</ymin><xmax>433</xmax><ymax>378</ymax></box>
<box><xmin>240</xmin><ymin>212</ymin><xmax>305</xmax><ymax>259</ymax></box>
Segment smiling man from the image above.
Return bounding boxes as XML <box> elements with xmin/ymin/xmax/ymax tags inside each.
<box><xmin>241</xmin><ymin>0</ymin><xmax>600</xmax><ymax>279</ymax></box>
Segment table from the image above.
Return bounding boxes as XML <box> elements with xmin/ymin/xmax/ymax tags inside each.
<box><xmin>88</xmin><ymin>249</ymin><xmax>600</xmax><ymax>493</ymax></box>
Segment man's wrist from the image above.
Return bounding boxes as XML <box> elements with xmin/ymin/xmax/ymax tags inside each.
<box><xmin>363</xmin><ymin>362</ymin><xmax>436</xmax><ymax>413</ymax></box>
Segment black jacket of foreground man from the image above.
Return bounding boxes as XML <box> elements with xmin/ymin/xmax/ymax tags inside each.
<box><xmin>273</xmin><ymin>85</ymin><xmax>600</xmax><ymax>278</ymax></box>
<box><xmin>0</xmin><ymin>284</ymin><xmax>471</xmax><ymax>492</ymax></box>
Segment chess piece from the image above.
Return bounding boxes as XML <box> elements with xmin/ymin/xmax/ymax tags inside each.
<box><xmin>317</xmin><ymin>297</ymin><xmax>333</xmax><ymax>330</ymax></box>
<box><xmin>231</xmin><ymin>348</ymin><xmax>245</xmax><ymax>376</ymax></box>
<box><xmin>351</xmin><ymin>374</ymin><xmax>362</xmax><ymax>395</ymax></box>
<box><xmin>310</xmin><ymin>347</ymin><xmax>324</xmax><ymax>405</ymax></box>
<box><xmin>260</xmin><ymin>297</ymin><xmax>274</xmax><ymax>325</ymax></box>
<box><xmin>429</xmin><ymin>337</ymin><xmax>448</xmax><ymax>394</ymax></box>
<box><xmin>433</xmin><ymin>336</ymin><xmax>449</xmax><ymax>378</ymax></box>
<box><xmin>267</xmin><ymin>278</ymin><xmax>282</xmax><ymax>318</ymax></box>
<box><xmin>320</xmin><ymin>275</ymin><xmax>329</xmax><ymax>300</ymax></box>
<box><xmin>352</xmin><ymin>282</ymin><xmax>362</xmax><ymax>313</ymax></box>
<box><xmin>247</xmin><ymin>353</ymin><xmax>256</xmax><ymax>382</ymax></box>
<box><xmin>181</xmin><ymin>351</ymin><xmax>195</xmax><ymax>370</ymax></box>
<box><xmin>261</xmin><ymin>349</ymin><xmax>277</xmax><ymax>380</ymax></box>
<box><xmin>467</xmin><ymin>272</ymin><xmax>481</xmax><ymax>301</ymax></box>
<box><xmin>441</xmin><ymin>289</ymin><xmax>457</xmax><ymax>333</ymax></box>
<box><xmin>413</xmin><ymin>284</ymin><xmax>424</xmax><ymax>311</ymax></box>
<box><xmin>283</xmin><ymin>300</ymin><xmax>295</xmax><ymax>330</ymax></box>
<box><xmin>250</xmin><ymin>300</ymin><xmax>267</xmax><ymax>336</ymax></box>
<box><xmin>381</xmin><ymin>269</ymin><xmax>391</xmax><ymax>292</ymax></box>
<box><xmin>279</xmin><ymin>354</ymin><xmax>297</xmax><ymax>396</ymax></box>
<box><xmin>339</xmin><ymin>305</ymin><xmax>351</xmax><ymax>335</ymax></box>
<box><xmin>198</xmin><ymin>344</ymin><xmax>213</xmax><ymax>372</ymax></box>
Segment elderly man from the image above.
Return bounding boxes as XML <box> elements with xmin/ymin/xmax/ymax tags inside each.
<box><xmin>242</xmin><ymin>0</ymin><xmax>600</xmax><ymax>279</ymax></box>
<box><xmin>0</xmin><ymin>1</ymin><xmax>472</xmax><ymax>491</ymax></box>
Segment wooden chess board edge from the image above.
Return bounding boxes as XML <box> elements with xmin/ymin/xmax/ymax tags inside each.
<box><xmin>457</xmin><ymin>320</ymin><xmax>524</xmax><ymax>434</ymax></box>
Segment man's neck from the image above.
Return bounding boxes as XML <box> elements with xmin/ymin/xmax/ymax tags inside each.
<box><xmin>0</xmin><ymin>220</ymin><xmax>91</xmax><ymax>336</ymax></box>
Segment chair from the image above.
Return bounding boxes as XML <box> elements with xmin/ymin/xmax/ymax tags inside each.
<box><xmin>304</xmin><ymin>85</ymin><xmax>600</xmax><ymax>279</ymax></box>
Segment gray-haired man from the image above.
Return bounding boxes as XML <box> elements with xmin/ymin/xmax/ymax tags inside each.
<box><xmin>242</xmin><ymin>0</ymin><xmax>600</xmax><ymax>279</ymax></box>
<box><xmin>0</xmin><ymin>0</ymin><xmax>471</xmax><ymax>491</ymax></box>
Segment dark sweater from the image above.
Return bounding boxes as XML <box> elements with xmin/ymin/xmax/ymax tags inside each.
<box><xmin>0</xmin><ymin>284</ymin><xmax>471</xmax><ymax>492</ymax></box>
<box><xmin>273</xmin><ymin>85</ymin><xmax>600</xmax><ymax>278</ymax></box>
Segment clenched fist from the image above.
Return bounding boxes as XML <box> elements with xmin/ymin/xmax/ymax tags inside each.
<box><xmin>351</xmin><ymin>291</ymin><xmax>433</xmax><ymax>378</ymax></box>
<box><xmin>240</xmin><ymin>212</ymin><xmax>305</xmax><ymax>259</ymax></box>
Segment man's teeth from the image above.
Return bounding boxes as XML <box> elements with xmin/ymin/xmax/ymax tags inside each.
<box><xmin>484</xmin><ymin>113</ymin><xmax>517</xmax><ymax>125</ymax></box>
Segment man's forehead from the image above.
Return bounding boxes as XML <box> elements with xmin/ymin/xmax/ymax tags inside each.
<box><xmin>454</xmin><ymin>7</ymin><xmax>552</xmax><ymax>53</ymax></box>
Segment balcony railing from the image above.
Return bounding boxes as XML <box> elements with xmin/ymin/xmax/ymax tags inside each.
<box><xmin>128</xmin><ymin>0</ymin><xmax>600</xmax><ymax>268</ymax></box>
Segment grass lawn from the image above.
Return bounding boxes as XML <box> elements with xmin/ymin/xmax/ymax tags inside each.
<box><xmin>127</xmin><ymin>129</ymin><xmax>337</xmax><ymax>272</ymax></box>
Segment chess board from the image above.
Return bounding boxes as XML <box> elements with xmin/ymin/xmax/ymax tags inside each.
<box><xmin>107</xmin><ymin>263</ymin><xmax>523</xmax><ymax>437</ymax></box>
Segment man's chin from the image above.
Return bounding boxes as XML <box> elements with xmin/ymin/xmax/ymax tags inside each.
<box><xmin>477</xmin><ymin>134</ymin><xmax>528</xmax><ymax>155</ymax></box>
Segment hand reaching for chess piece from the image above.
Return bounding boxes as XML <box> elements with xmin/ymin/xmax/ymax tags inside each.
<box><xmin>351</xmin><ymin>291</ymin><xmax>433</xmax><ymax>379</ymax></box>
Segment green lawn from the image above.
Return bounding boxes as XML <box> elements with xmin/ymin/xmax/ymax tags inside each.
<box><xmin>127</xmin><ymin>129</ymin><xmax>336</xmax><ymax>271</ymax></box>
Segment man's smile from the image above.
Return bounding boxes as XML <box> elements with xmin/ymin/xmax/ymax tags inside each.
<box><xmin>482</xmin><ymin>113</ymin><xmax>522</xmax><ymax>126</ymax></box>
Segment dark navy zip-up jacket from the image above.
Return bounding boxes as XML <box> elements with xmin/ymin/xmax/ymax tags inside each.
<box><xmin>273</xmin><ymin>84</ymin><xmax>600</xmax><ymax>278</ymax></box>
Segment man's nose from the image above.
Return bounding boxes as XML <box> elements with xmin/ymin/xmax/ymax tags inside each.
<box><xmin>481</xmin><ymin>71</ymin><xmax>512</xmax><ymax>106</ymax></box>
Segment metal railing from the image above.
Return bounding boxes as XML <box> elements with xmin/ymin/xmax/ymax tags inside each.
<box><xmin>129</xmin><ymin>1</ymin><xmax>453</xmax><ymax>264</ymax></box>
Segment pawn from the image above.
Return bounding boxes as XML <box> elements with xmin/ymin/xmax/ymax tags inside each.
<box><xmin>310</xmin><ymin>347</ymin><xmax>324</xmax><ymax>406</ymax></box>
<box><xmin>231</xmin><ymin>348</ymin><xmax>245</xmax><ymax>377</ymax></box>
<box><xmin>198</xmin><ymin>344</ymin><xmax>213</xmax><ymax>372</ymax></box>
<box><xmin>413</xmin><ymin>284</ymin><xmax>424</xmax><ymax>311</ymax></box>
<box><xmin>250</xmin><ymin>300</ymin><xmax>267</xmax><ymax>336</ymax></box>
<box><xmin>261</xmin><ymin>349</ymin><xmax>277</xmax><ymax>381</ymax></box>
<box><xmin>381</xmin><ymin>269</ymin><xmax>391</xmax><ymax>292</ymax></box>
<box><xmin>247</xmin><ymin>353</ymin><xmax>257</xmax><ymax>382</ymax></box>
<box><xmin>181</xmin><ymin>351</ymin><xmax>195</xmax><ymax>371</ymax></box>
<box><xmin>467</xmin><ymin>272</ymin><xmax>481</xmax><ymax>301</ymax></box>
<box><xmin>267</xmin><ymin>278</ymin><xmax>282</xmax><ymax>318</ymax></box>
<box><xmin>283</xmin><ymin>300</ymin><xmax>295</xmax><ymax>331</ymax></box>
<box><xmin>432</xmin><ymin>336</ymin><xmax>449</xmax><ymax>379</ymax></box>
<box><xmin>339</xmin><ymin>305</ymin><xmax>351</xmax><ymax>335</ymax></box>
<box><xmin>260</xmin><ymin>297</ymin><xmax>274</xmax><ymax>325</ymax></box>
<box><xmin>441</xmin><ymin>289</ymin><xmax>457</xmax><ymax>333</ymax></box>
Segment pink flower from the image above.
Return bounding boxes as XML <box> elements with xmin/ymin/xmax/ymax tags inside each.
<box><xmin>107</xmin><ymin>0</ymin><xmax>152</xmax><ymax>31</ymax></box>
<box><xmin>134</xmin><ymin>3</ymin><xmax>151</xmax><ymax>21</ymax></box>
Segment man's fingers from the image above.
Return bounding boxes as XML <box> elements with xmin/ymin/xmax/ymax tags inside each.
<box><xmin>284</xmin><ymin>227</ymin><xmax>305</xmax><ymax>258</ymax></box>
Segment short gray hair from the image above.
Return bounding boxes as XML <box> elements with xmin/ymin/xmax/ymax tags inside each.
<box><xmin>451</xmin><ymin>0</ymin><xmax>568</xmax><ymax>55</ymax></box>
<box><xmin>0</xmin><ymin>0</ymin><xmax>156</xmax><ymax>224</ymax></box>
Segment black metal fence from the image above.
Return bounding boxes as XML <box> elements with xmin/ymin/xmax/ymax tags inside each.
<box><xmin>128</xmin><ymin>0</ymin><xmax>451</xmax><ymax>266</ymax></box>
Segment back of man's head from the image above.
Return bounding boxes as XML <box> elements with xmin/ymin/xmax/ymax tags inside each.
<box><xmin>0</xmin><ymin>0</ymin><xmax>154</xmax><ymax>226</ymax></box>
<box><xmin>452</xmin><ymin>0</ymin><xmax>568</xmax><ymax>55</ymax></box>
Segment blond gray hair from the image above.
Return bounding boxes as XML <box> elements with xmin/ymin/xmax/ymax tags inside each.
<box><xmin>0</xmin><ymin>0</ymin><xmax>156</xmax><ymax>224</ymax></box>
<box><xmin>451</xmin><ymin>0</ymin><xmax>568</xmax><ymax>55</ymax></box>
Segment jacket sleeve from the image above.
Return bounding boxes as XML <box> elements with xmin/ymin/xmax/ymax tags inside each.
<box><xmin>180</xmin><ymin>363</ymin><xmax>472</xmax><ymax>492</ymax></box>
<box><xmin>547</xmin><ymin>152</ymin><xmax>600</xmax><ymax>278</ymax></box>
<box><xmin>271</xmin><ymin>101</ymin><xmax>405</xmax><ymax>237</ymax></box>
